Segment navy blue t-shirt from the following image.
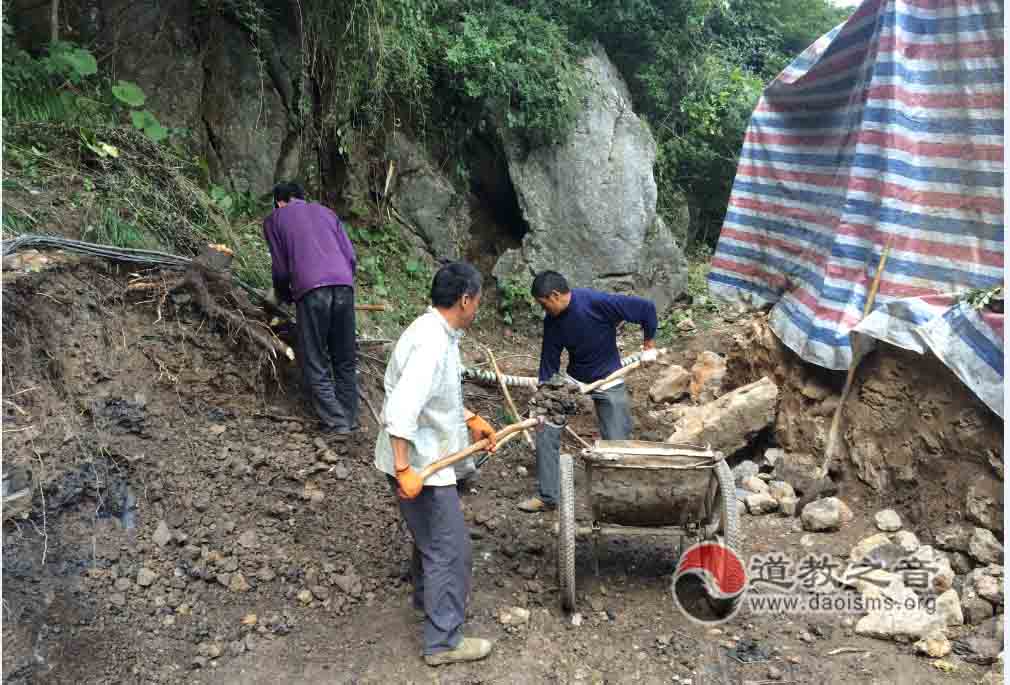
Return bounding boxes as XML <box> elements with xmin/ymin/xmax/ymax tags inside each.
<box><xmin>537</xmin><ymin>288</ymin><xmax>658</xmax><ymax>384</ymax></box>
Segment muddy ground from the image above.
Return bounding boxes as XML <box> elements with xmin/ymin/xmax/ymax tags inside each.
<box><xmin>1</xmin><ymin>258</ymin><xmax>1002</xmax><ymax>684</ymax></box>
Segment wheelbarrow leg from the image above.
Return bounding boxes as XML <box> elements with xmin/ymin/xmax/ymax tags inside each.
<box><xmin>592</xmin><ymin>528</ymin><xmax>601</xmax><ymax>577</ymax></box>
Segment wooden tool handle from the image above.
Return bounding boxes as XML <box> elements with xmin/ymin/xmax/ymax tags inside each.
<box><xmin>355</xmin><ymin>303</ymin><xmax>387</xmax><ymax>312</ymax></box>
<box><xmin>579</xmin><ymin>347</ymin><xmax>668</xmax><ymax>395</ymax></box>
<box><xmin>419</xmin><ymin>418</ymin><xmax>542</xmax><ymax>481</ymax></box>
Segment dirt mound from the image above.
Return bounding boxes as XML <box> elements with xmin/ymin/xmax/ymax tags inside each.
<box><xmin>1</xmin><ymin>259</ymin><xmax>401</xmax><ymax>682</ymax></box>
<box><xmin>723</xmin><ymin>315</ymin><xmax>1003</xmax><ymax>536</ymax></box>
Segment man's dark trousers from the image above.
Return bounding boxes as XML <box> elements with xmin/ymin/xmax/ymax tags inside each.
<box><xmin>296</xmin><ymin>285</ymin><xmax>358</xmax><ymax>431</ymax></box>
<box><xmin>389</xmin><ymin>477</ymin><xmax>471</xmax><ymax>655</ymax></box>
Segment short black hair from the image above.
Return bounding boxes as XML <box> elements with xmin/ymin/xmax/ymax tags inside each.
<box><xmin>531</xmin><ymin>270</ymin><xmax>570</xmax><ymax>299</ymax></box>
<box><xmin>273</xmin><ymin>182</ymin><xmax>304</xmax><ymax>207</ymax></box>
<box><xmin>431</xmin><ymin>262</ymin><xmax>482</xmax><ymax>308</ymax></box>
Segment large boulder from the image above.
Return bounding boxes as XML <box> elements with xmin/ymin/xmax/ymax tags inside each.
<box><xmin>665</xmin><ymin>377</ymin><xmax>779</xmax><ymax>455</ymax></box>
<box><xmin>496</xmin><ymin>44</ymin><xmax>687</xmax><ymax>311</ymax></box>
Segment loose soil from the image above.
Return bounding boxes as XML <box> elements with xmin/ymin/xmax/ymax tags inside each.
<box><xmin>1</xmin><ymin>259</ymin><xmax>1000</xmax><ymax>684</ymax></box>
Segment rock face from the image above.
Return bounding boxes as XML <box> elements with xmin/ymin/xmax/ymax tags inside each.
<box><xmin>8</xmin><ymin>0</ymin><xmax>302</xmax><ymax>194</ymax></box>
<box><xmin>386</xmin><ymin>132</ymin><xmax>471</xmax><ymax>261</ymax></box>
<box><xmin>496</xmin><ymin>44</ymin><xmax>688</xmax><ymax>312</ymax></box>
<box><xmin>665</xmin><ymin>377</ymin><xmax>779</xmax><ymax>455</ymax></box>
<box><xmin>649</xmin><ymin>365</ymin><xmax>691</xmax><ymax>404</ymax></box>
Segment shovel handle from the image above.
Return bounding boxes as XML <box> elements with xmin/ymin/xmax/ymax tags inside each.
<box><xmin>579</xmin><ymin>348</ymin><xmax>668</xmax><ymax>395</ymax></box>
<box><xmin>418</xmin><ymin>417</ymin><xmax>543</xmax><ymax>481</ymax></box>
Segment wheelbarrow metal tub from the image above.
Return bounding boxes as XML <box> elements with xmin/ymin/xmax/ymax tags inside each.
<box><xmin>556</xmin><ymin>440</ymin><xmax>740</xmax><ymax>611</ymax></box>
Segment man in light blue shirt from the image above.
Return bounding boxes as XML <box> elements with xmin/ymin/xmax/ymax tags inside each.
<box><xmin>374</xmin><ymin>262</ymin><xmax>499</xmax><ymax>666</ymax></box>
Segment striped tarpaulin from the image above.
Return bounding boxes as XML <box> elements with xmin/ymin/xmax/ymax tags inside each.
<box><xmin>708</xmin><ymin>0</ymin><xmax>1004</xmax><ymax>418</ymax></box>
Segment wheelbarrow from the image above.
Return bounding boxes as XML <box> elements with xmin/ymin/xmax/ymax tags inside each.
<box><xmin>555</xmin><ymin>440</ymin><xmax>740</xmax><ymax>611</ymax></box>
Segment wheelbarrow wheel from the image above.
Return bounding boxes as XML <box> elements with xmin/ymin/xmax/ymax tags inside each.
<box><xmin>711</xmin><ymin>458</ymin><xmax>740</xmax><ymax>552</ymax></box>
<box><xmin>698</xmin><ymin>458</ymin><xmax>742</xmax><ymax>618</ymax></box>
<box><xmin>557</xmin><ymin>452</ymin><xmax>576</xmax><ymax>612</ymax></box>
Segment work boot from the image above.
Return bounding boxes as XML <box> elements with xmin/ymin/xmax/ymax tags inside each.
<box><xmin>516</xmin><ymin>496</ymin><xmax>555</xmax><ymax>513</ymax></box>
<box><xmin>424</xmin><ymin>637</ymin><xmax>493</xmax><ymax>666</ymax></box>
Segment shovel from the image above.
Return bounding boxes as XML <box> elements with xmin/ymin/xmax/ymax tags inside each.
<box><xmin>419</xmin><ymin>417</ymin><xmax>544</xmax><ymax>483</ymax></box>
<box><xmin>577</xmin><ymin>347</ymin><xmax>669</xmax><ymax>395</ymax></box>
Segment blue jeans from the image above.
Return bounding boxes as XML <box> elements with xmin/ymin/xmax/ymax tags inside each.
<box><xmin>536</xmin><ymin>383</ymin><xmax>633</xmax><ymax>505</ymax></box>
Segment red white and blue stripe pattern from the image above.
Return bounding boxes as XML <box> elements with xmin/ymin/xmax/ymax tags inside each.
<box><xmin>709</xmin><ymin>0</ymin><xmax>1004</xmax><ymax>418</ymax></box>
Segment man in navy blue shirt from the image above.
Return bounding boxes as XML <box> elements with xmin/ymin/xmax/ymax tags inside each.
<box><xmin>518</xmin><ymin>271</ymin><xmax>659</xmax><ymax>512</ymax></box>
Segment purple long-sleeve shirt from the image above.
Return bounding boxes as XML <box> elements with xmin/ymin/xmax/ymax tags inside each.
<box><xmin>262</xmin><ymin>199</ymin><xmax>356</xmax><ymax>303</ymax></box>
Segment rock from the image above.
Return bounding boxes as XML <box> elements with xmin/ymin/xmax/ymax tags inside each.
<box><xmin>238</xmin><ymin>530</ymin><xmax>258</xmax><ymax>549</ymax></box>
<box><xmin>801</xmin><ymin>497</ymin><xmax>852</xmax><ymax>532</ymax></box>
<box><xmin>332</xmin><ymin>464</ymin><xmax>350</xmax><ymax>480</ymax></box>
<box><xmin>851</xmin><ymin>570</ymin><xmax>901</xmax><ymax>599</ymax></box>
<box><xmin>297</xmin><ymin>589</ymin><xmax>313</xmax><ymax>605</ymax></box>
<box><xmin>732</xmin><ymin>461</ymin><xmax>760</xmax><ymax>486</ymax></box>
<box><xmin>191</xmin><ymin>656</ymin><xmax>208</xmax><ymax>670</ymax></box>
<box><xmin>771</xmin><ymin>451</ymin><xmax>835</xmax><ymax>504</ymax></box>
<box><xmin>229</xmin><ymin>572</ymin><xmax>251</xmax><ymax>593</ymax></box>
<box><xmin>949</xmin><ymin>551</ymin><xmax>974</xmax><ymax>575</ymax></box>
<box><xmin>855</xmin><ymin>584</ymin><xmax>944</xmax><ymax>641</ymax></box>
<box><xmin>649</xmin><ymin>365</ymin><xmax>691</xmax><ymax>404</ymax></box>
<box><xmin>689</xmin><ymin>352</ymin><xmax>726</xmax><ymax>403</ymax></box>
<box><xmin>936</xmin><ymin>590</ymin><xmax>964</xmax><ymax>626</ymax></box>
<box><xmin>677</xmin><ymin>317</ymin><xmax>696</xmax><ymax>332</ymax></box>
<box><xmin>216</xmin><ymin>573</ymin><xmax>232</xmax><ymax>588</ymax></box>
<box><xmin>310</xmin><ymin>585</ymin><xmax>330</xmax><ymax>601</ymax></box>
<box><xmin>963</xmin><ymin>598</ymin><xmax>996</xmax><ymax>625</ymax></box>
<box><xmin>965</xmin><ymin>483</ymin><xmax>1003</xmax><ymax>537</ymax></box>
<box><xmin>320</xmin><ymin>450</ymin><xmax>339</xmax><ymax>464</ymax></box>
<box><xmin>767</xmin><ymin>481</ymin><xmax>795</xmax><ymax>502</ymax></box>
<box><xmin>114</xmin><ymin>577</ymin><xmax>133</xmax><ymax>592</ymax></box>
<box><xmin>874</xmin><ymin>510</ymin><xmax>902</xmax><ymax>532</ymax></box>
<box><xmin>334</xmin><ymin>573</ymin><xmax>363</xmax><ymax>598</ymax></box>
<box><xmin>849</xmin><ymin>533</ymin><xmax>892</xmax><ymax>562</ymax></box>
<box><xmin>197</xmin><ymin>642</ymin><xmax>223</xmax><ymax>659</ymax></box>
<box><xmin>763</xmin><ymin>448</ymin><xmax>785</xmax><ymax>469</ymax></box>
<box><xmin>741</xmin><ymin>476</ymin><xmax>769</xmax><ymax>494</ymax></box>
<box><xmin>767</xmin><ymin>665</ymin><xmax>784</xmax><ymax>681</ymax></box>
<box><xmin>799</xmin><ymin>377</ymin><xmax>832</xmax><ymax>401</ymax></box>
<box><xmin>929</xmin><ymin>553</ymin><xmax>953</xmax><ymax>594</ymax></box>
<box><xmin>228</xmin><ymin>640</ymin><xmax>246</xmax><ymax>657</ymax></box>
<box><xmin>109</xmin><ymin>592</ymin><xmax>127</xmax><ymax>607</ymax></box>
<box><xmin>571</xmin><ymin>612</ymin><xmax>583</xmax><ymax>627</ymax></box>
<box><xmin>952</xmin><ymin>615</ymin><xmax>1004</xmax><ymax>665</ymax></box>
<box><xmin>257</xmin><ymin>567</ymin><xmax>276</xmax><ymax>583</ymax></box>
<box><xmin>779</xmin><ymin>496</ymin><xmax>798</xmax><ymax>517</ymax></box>
<box><xmin>498</xmin><ymin>45</ymin><xmax>688</xmax><ymax>311</ymax></box>
<box><xmin>746</xmin><ymin>492</ymin><xmax>779</xmax><ymax>515</ymax></box>
<box><xmin>934</xmin><ymin>524</ymin><xmax>973</xmax><ymax>553</ymax></box>
<box><xmin>915</xmin><ymin>630</ymin><xmax>952</xmax><ymax>658</ymax></box>
<box><xmin>894</xmin><ymin>531</ymin><xmax>920</xmax><ymax>554</ymax></box>
<box><xmin>665</xmin><ymin>377</ymin><xmax>779</xmax><ymax>455</ymax></box>
<box><xmin>969</xmin><ymin>528</ymin><xmax>1003</xmax><ymax>565</ymax></box>
<box><xmin>967</xmin><ymin>567</ymin><xmax>1003</xmax><ymax>606</ymax></box>
<box><xmin>137</xmin><ymin>568</ymin><xmax>157</xmax><ymax>587</ymax></box>
<box><xmin>499</xmin><ymin>606</ymin><xmax>531</xmax><ymax>626</ymax></box>
<box><xmin>153</xmin><ymin>520</ymin><xmax>172</xmax><ymax>548</ymax></box>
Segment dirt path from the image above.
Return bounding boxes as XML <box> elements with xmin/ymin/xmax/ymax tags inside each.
<box><xmin>1</xmin><ymin>261</ymin><xmax>998</xmax><ymax>685</ymax></box>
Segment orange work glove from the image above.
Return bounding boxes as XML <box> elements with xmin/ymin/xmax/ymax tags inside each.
<box><xmin>396</xmin><ymin>465</ymin><xmax>423</xmax><ymax>500</ymax></box>
<box><xmin>466</xmin><ymin>414</ymin><xmax>497</xmax><ymax>452</ymax></box>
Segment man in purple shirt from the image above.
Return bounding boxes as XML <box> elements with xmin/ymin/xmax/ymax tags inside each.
<box><xmin>263</xmin><ymin>182</ymin><xmax>359</xmax><ymax>434</ymax></box>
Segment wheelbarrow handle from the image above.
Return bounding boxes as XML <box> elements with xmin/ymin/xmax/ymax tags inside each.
<box><xmin>418</xmin><ymin>417</ymin><xmax>544</xmax><ymax>481</ymax></box>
